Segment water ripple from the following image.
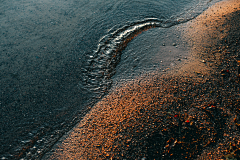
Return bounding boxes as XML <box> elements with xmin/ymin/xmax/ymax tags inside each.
<box><xmin>80</xmin><ymin>17</ymin><xmax>189</xmax><ymax>94</ymax></box>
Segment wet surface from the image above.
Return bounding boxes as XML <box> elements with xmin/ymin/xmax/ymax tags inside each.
<box><xmin>111</xmin><ymin>26</ymin><xmax>189</xmax><ymax>86</ymax></box>
<box><xmin>0</xmin><ymin>0</ymin><xmax>222</xmax><ymax>159</ymax></box>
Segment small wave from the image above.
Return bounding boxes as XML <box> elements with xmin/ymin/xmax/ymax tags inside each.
<box><xmin>78</xmin><ymin>0</ymin><xmax>223</xmax><ymax>96</ymax></box>
<box><xmin>79</xmin><ymin>17</ymin><xmax>190</xmax><ymax>94</ymax></box>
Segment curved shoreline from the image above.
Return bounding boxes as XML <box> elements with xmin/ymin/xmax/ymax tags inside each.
<box><xmin>42</xmin><ymin>0</ymin><xmax>240</xmax><ymax>159</ymax></box>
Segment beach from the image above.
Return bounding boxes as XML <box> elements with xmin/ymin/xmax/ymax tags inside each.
<box><xmin>42</xmin><ymin>0</ymin><xmax>240</xmax><ymax>159</ymax></box>
<box><xmin>1</xmin><ymin>0</ymin><xmax>224</xmax><ymax>159</ymax></box>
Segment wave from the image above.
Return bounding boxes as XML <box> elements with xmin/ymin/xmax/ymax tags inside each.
<box><xmin>79</xmin><ymin>0</ymin><xmax>222</xmax><ymax>95</ymax></box>
<box><xmin>79</xmin><ymin>17</ymin><xmax>191</xmax><ymax>94</ymax></box>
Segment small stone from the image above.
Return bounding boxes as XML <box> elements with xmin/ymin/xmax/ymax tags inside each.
<box><xmin>202</xmin><ymin>60</ymin><xmax>206</xmax><ymax>63</ymax></box>
<box><xmin>162</xmin><ymin>43</ymin><xmax>165</xmax><ymax>46</ymax></box>
<box><xmin>96</xmin><ymin>144</ymin><xmax>101</xmax><ymax>147</ymax></box>
<box><xmin>172</xmin><ymin>43</ymin><xmax>177</xmax><ymax>46</ymax></box>
<box><xmin>195</xmin><ymin>71</ymin><xmax>201</xmax><ymax>75</ymax></box>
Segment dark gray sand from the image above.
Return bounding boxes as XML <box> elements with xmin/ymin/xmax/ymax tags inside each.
<box><xmin>43</xmin><ymin>0</ymin><xmax>240</xmax><ymax>159</ymax></box>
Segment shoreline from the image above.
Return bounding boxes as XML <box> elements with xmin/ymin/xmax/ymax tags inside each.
<box><xmin>43</xmin><ymin>0</ymin><xmax>240</xmax><ymax>159</ymax></box>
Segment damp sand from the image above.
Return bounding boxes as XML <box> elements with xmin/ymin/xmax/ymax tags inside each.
<box><xmin>42</xmin><ymin>0</ymin><xmax>240</xmax><ymax>159</ymax></box>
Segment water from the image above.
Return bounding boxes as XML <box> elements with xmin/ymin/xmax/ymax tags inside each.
<box><xmin>0</xmin><ymin>0</ymin><xmax>222</xmax><ymax>159</ymax></box>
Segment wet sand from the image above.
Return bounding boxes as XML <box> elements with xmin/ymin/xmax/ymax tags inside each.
<box><xmin>43</xmin><ymin>0</ymin><xmax>240</xmax><ymax>159</ymax></box>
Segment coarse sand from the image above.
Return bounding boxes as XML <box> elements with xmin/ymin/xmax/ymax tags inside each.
<box><xmin>42</xmin><ymin>0</ymin><xmax>240</xmax><ymax>159</ymax></box>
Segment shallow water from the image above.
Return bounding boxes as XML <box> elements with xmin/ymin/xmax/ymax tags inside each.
<box><xmin>0</xmin><ymin>0</ymin><xmax>221</xmax><ymax>159</ymax></box>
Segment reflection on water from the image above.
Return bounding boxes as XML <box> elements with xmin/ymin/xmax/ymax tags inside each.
<box><xmin>0</xmin><ymin>0</ymin><xmax>221</xmax><ymax>159</ymax></box>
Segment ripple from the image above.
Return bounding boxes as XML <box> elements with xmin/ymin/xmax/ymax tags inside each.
<box><xmin>80</xmin><ymin>18</ymin><xmax>189</xmax><ymax>94</ymax></box>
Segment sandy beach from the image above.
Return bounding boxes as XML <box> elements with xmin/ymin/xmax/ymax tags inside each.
<box><xmin>42</xmin><ymin>0</ymin><xmax>240</xmax><ymax>159</ymax></box>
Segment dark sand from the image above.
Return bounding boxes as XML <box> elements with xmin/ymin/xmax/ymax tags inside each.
<box><xmin>43</xmin><ymin>0</ymin><xmax>240</xmax><ymax>159</ymax></box>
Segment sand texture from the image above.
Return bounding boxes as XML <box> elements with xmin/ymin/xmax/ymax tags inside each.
<box><xmin>42</xmin><ymin>0</ymin><xmax>240</xmax><ymax>159</ymax></box>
